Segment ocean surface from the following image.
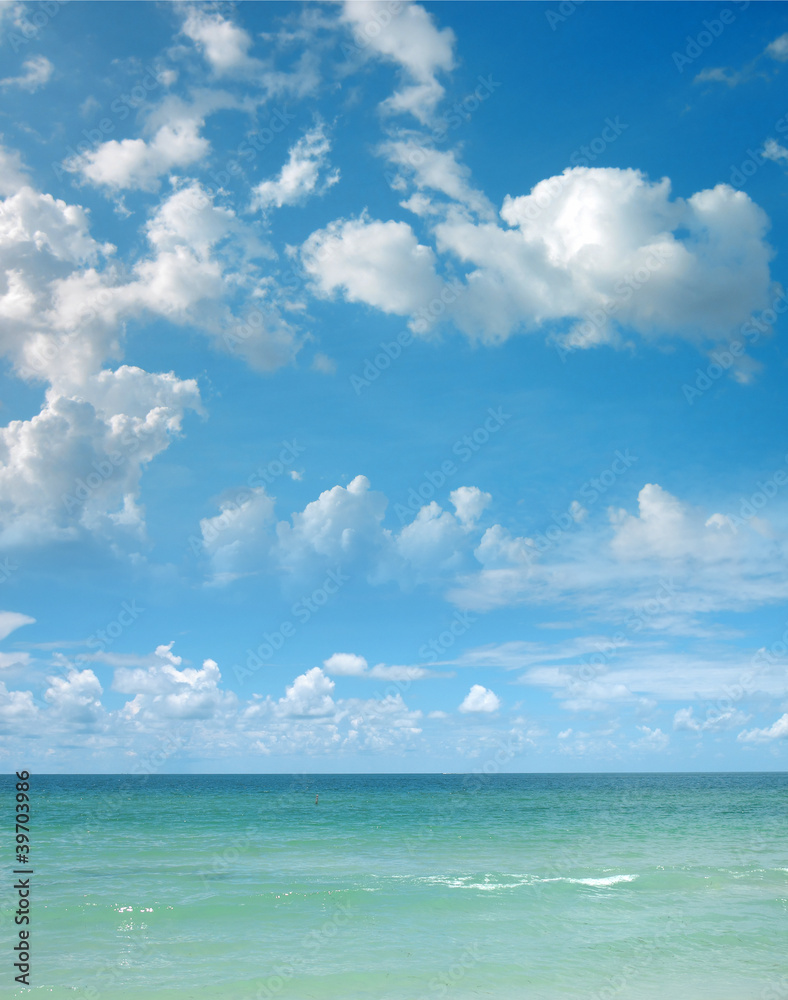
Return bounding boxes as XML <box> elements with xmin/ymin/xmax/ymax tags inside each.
<box><xmin>8</xmin><ymin>773</ymin><xmax>788</xmax><ymax>999</ymax></box>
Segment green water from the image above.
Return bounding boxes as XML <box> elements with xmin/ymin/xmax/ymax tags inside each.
<box><xmin>6</xmin><ymin>773</ymin><xmax>788</xmax><ymax>998</ymax></box>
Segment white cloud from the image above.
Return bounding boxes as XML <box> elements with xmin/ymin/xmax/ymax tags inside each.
<box><xmin>380</xmin><ymin>139</ymin><xmax>493</xmax><ymax>218</ymax></box>
<box><xmin>449</xmin><ymin>479</ymin><xmax>788</xmax><ymax>624</ymax></box>
<box><xmin>673</xmin><ymin>706</ymin><xmax>749</xmax><ymax>733</ymax></box>
<box><xmin>0</xmin><ymin>180</ymin><xmax>209</xmax><ymax>498</ymax></box>
<box><xmin>0</xmin><ymin>177</ymin><xmax>299</xmax><ymax>384</ymax></box>
<box><xmin>693</xmin><ymin>67</ymin><xmax>742</xmax><ymax>87</ymax></box>
<box><xmin>194</xmin><ymin>468</ymin><xmax>788</xmax><ymax>649</ymax></box>
<box><xmin>0</xmin><ymin>2</ymin><xmax>25</xmax><ymax>41</ymax></box>
<box><xmin>459</xmin><ymin>683</ymin><xmax>500</xmax><ymax>713</ymax></box>
<box><xmin>322</xmin><ymin>651</ymin><xmax>446</xmax><ymax>680</ymax></box>
<box><xmin>630</xmin><ymin>725</ymin><xmax>668</xmax><ymax>751</ymax></box>
<box><xmin>0</xmin><ymin>54</ymin><xmax>53</xmax><ymax>92</ymax></box>
<box><xmin>251</xmin><ymin>123</ymin><xmax>338</xmax><ymax>211</ymax></box>
<box><xmin>766</xmin><ymin>33</ymin><xmax>788</xmax><ymax>61</ymax></box>
<box><xmin>304</xmin><ymin>169</ymin><xmax>773</xmax><ymax>355</ymax></box>
<box><xmin>275</xmin><ymin>474</ymin><xmax>392</xmax><ymax>577</ymax></box>
<box><xmin>0</xmin><ymin>610</ymin><xmax>34</xmax><ymax>642</ymax></box>
<box><xmin>694</xmin><ymin>32</ymin><xmax>788</xmax><ymax>88</ymax></box>
<box><xmin>368</xmin><ymin>663</ymin><xmax>440</xmax><ymax>680</ymax></box>
<box><xmin>323</xmin><ymin>652</ymin><xmax>368</xmax><ymax>676</ymax></box>
<box><xmin>450</xmin><ymin>637</ymin><xmax>633</xmax><ymax>671</ymax></box>
<box><xmin>0</xmin><ymin>181</ymin><xmax>119</xmax><ymax>385</ymax></box>
<box><xmin>0</xmin><ymin>365</ymin><xmax>202</xmax><ymax>546</ymax></box>
<box><xmin>763</xmin><ymin>138</ymin><xmax>788</xmax><ymax>163</ymax></box>
<box><xmin>276</xmin><ymin>666</ymin><xmax>336</xmax><ymax>717</ymax></box>
<box><xmin>301</xmin><ymin>214</ymin><xmax>443</xmax><ymax>319</ymax></box>
<box><xmin>182</xmin><ymin>5</ymin><xmax>258</xmax><ymax>76</ymax></box>
<box><xmin>435</xmin><ymin>168</ymin><xmax>773</xmax><ymax>350</ymax></box>
<box><xmin>341</xmin><ymin>1</ymin><xmax>456</xmax><ymax>123</ymax></box>
<box><xmin>114</xmin><ymin>645</ymin><xmax>236</xmax><ymax>721</ymax></box>
<box><xmin>144</xmin><ymin>181</ymin><xmax>240</xmax><ymax>254</ymax></box>
<box><xmin>0</xmin><ymin>173</ymin><xmax>311</xmax><ymax>546</ymax></box>
<box><xmin>0</xmin><ymin>679</ymin><xmax>37</xmax><ymax>730</ymax></box>
<box><xmin>181</xmin><ymin>5</ymin><xmax>320</xmax><ymax>96</ymax></box>
<box><xmin>450</xmin><ymin>486</ymin><xmax>491</xmax><ymax>528</ymax></box>
<box><xmin>522</xmin><ymin>650</ymin><xmax>788</xmax><ymax>713</ymax></box>
<box><xmin>737</xmin><ymin>713</ymin><xmax>788</xmax><ymax>743</ymax></box>
<box><xmin>45</xmin><ymin>667</ymin><xmax>103</xmax><ymax>725</ymax></box>
<box><xmin>73</xmin><ymin>118</ymin><xmax>210</xmax><ymax>192</ymax></box>
<box><xmin>311</xmin><ymin>352</ymin><xmax>336</xmax><ymax>374</ymax></box>
<box><xmin>394</xmin><ymin>500</ymin><xmax>467</xmax><ymax>580</ymax></box>
<box><xmin>186</xmin><ymin>475</ymin><xmax>514</xmax><ymax>601</ymax></box>
<box><xmin>132</xmin><ymin>182</ymin><xmax>301</xmax><ymax>372</ymax></box>
<box><xmin>0</xmin><ymin>141</ymin><xmax>29</xmax><ymax>195</ymax></box>
<box><xmin>610</xmin><ymin>483</ymin><xmax>732</xmax><ymax>561</ymax></box>
<box><xmin>199</xmin><ymin>488</ymin><xmax>276</xmax><ymax>585</ymax></box>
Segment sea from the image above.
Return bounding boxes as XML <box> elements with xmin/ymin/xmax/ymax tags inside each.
<box><xmin>8</xmin><ymin>773</ymin><xmax>788</xmax><ymax>999</ymax></box>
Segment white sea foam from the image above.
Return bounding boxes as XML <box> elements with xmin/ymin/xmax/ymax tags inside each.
<box><xmin>409</xmin><ymin>873</ymin><xmax>637</xmax><ymax>890</ymax></box>
<box><xmin>565</xmin><ymin>874</ymin><xmax>638</xmax><ymax>887</ymax></box>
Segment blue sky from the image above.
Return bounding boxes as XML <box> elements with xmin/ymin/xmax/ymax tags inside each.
<box><xmin>1</xmin><ymin>0</ymin><xmax>788</xmax><ymax>773</ymax></box>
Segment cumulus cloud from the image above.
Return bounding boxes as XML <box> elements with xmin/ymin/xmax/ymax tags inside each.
<box><xmin>0</xmin><ymin>366</ymin><xmax>202</xmax><ymax>545</ymax></box>
<box><xmin>323</xmin><ymin>652</ymin><xmax>368</xmax><ymax>676</ymax></box>
<box><xmin>275</xmin><ymin>474</ymin><xmax>392</xmax><ymax>577</ymax></box>
<box><xmin>449</xmin><ymin>480</ymin><xmax>788</xmax><ymax>624</ymax></box>
<box><xmin>251</xmin><ymin>123</ymin><xmax>338</xmax><ymax>211</ymax></box>
<box><xmin>0</xmin><ymin>679</ymin><xmax>37</xmax><ymax>730</ymax></box>
<box><xmin>0</xmin><ymin>170</ymin><xmax>318</xmax><ymax>544</ymax></box>
<box><xmin>198</xmin><ymin>488</ymin><xmax>276</xmax><ymax>585</ymax></box>
<box><xmin>450</xmin><ymin>486</ymin><xmax>491</xmax><ymax>528</ymax></box>
<box><xmin>0</xmin><ymin>54</ymin><xmax>53</xmax><ymax>92</ymax></box>
<box><xmin>610</xmin><ymin>483</ymin><xmax>734</xmax><ymax>561</ymax></box>
<box><xmin>0</xmin><ymin>160</ymin><xmax>308</xmax><ymax>550</ymax></box>
<box><xmin>182</xmin><ymin>5</ymin><xmax>259</xmax><ymax>76</ymax></box>
<box><xmin>459</xmin><ymin>684</ymin><xmax>500</xmax><ymax>713</ymax></box>
<box><xmin>195</xmin><ymin>469</ymin><xmax>788</xmax><ymax>643</ymax></box>
<box><xmin>114</xmin><ymin>644</ymin><xmax>237</xmax><ymax>721</ymax></box>
<box><xmin>198</xmin><ymin>473</ymin><xmax>496</xmax><ymax>591</ymax></box>
<box><xmin>2</xmin><ymin>174</ymin><xmax>299</xmax><ymax>384</ymax></box>
<box><xmin>341</xmin><ymin>1</ymin><xmax>456</xmax><ymax>123</ymax></box>
<box><xmin>45</xmin><ymin>667</ymin><xmax>103</xmax><ymax>725</ymax></box>
<box><xmin>72</xmin><ymin>118</ymin><xmax>209</xmax><ymax>192</ymax></box>
<box><xmin>0</xmin><ymin>174</ymin><xmax>219</xmax><ymax>545</ymax></box>
<box><xmin>303</xmin><ymin>168</ymin><xmax>773</xmax><ymax>356</ymax></box>
<box><xmin>738</xmin><ymin>713</ymin><xmax>788</xmax><ymax>743</ymax></box>
<box><xmin>277</xmin><ymin>666</ymin><xmax>336</xmax><ymax>717</ymax></box>
<box><xmin>630</xmin><ymin>725</ymin><xmax>668</xmax><ymax>751</ymax></box>
<box><xmin>0</xmin><ymin>181</ymin><xmax>117</xmax><ymax>385</ymax></box>
<box><xmin>132</xmin><ymin>182</ymin><xmax>301</xmax><ymax>372</ymax></box>
<box><xmin>438</xmin><ymin>168</ymin><xmax>773</xmax><ymax>350</ymax></box>
<box><xmin>241</xmin><ymin>666</ymin><xmax>425</xmax><ymax>755</ymax></box>
<box><xmin>1</xmin><ymin>647</ymin><xmax>434</xmax><ymax>761</ymax></box>
<box><xmin>301</xmin><ymin>215</ymin><xmax>444</xmax><ymax>320</ymax></box>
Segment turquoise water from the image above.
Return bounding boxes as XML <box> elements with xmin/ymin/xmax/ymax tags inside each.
<box><xmin>8</xmin><ymin>773</ymin><xmax>788</xmax><ymax>999</ymax></box>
